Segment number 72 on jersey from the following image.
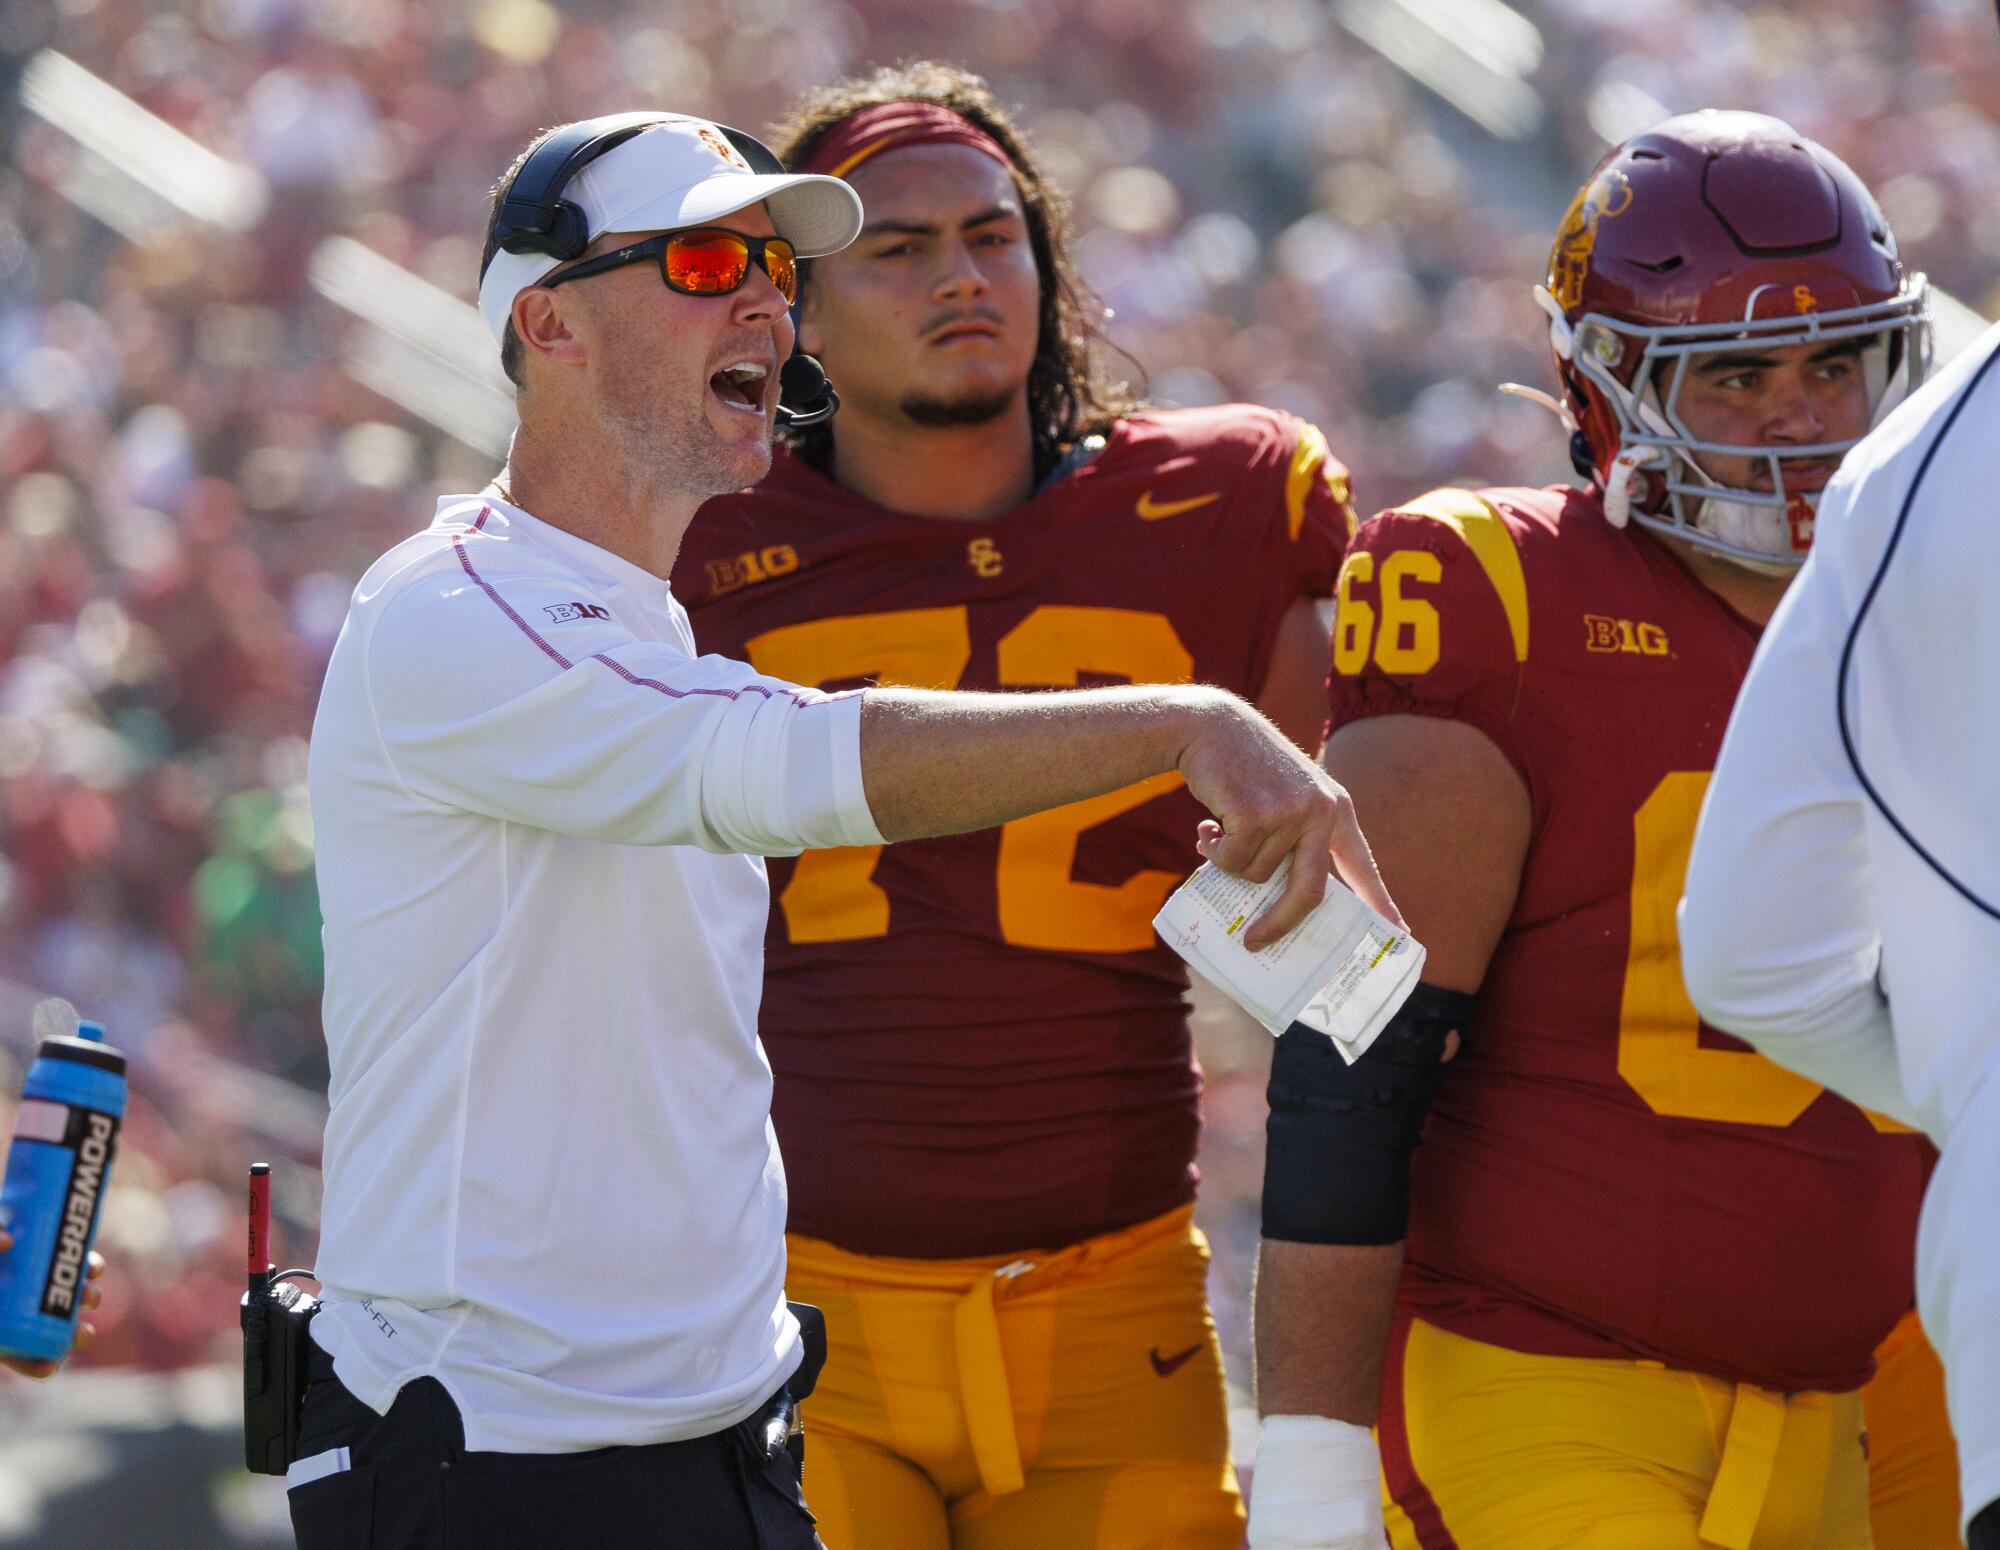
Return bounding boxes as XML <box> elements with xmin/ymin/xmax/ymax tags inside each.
<box><xmin>746</xmin><ymin>603</ymin><xmax>1196</xmax><ymax>953</ymax></box>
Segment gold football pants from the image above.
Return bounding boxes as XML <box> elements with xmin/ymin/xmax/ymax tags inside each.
<box><xmin>1380</xmin><ymin>1313</ymin><xmax>1869</xmax><ymax>1549</ymax></box>
<box><xmin>1380</xmin><ymin>1310</ymin><xmax>1960</xmax><ymax>1549</ymax></box>
<box><xmin>785</xmin><ymin>1204</ymin><xmax>1243</xmax><ymax>1550</ymax></box>
<box><xmin>1862</xmin><ymin>1308</ymin><xmax>1963</xmax><ymax>1549</ymax></box>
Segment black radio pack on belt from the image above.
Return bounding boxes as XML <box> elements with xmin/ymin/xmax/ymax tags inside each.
<box><xmin>237</xmin><ymin>1164</ymin><xmax>833</xmax><ymax>1479</ymax></box>
<box><xmin>241</xmin><ymin>1162</ymin><xmax>319</xmax><ymax>1476</ymax></box>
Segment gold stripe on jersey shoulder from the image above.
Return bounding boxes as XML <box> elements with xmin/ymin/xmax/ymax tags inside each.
<box><xmin>1396</xmin><ymin>488</ymin><xmax>1529</xmax><ymax>663</ymax></box>
<box><xmin>1285</xmin><ymin>423</ymin><xmax>1353</xmax><ymax>542</ymax></box>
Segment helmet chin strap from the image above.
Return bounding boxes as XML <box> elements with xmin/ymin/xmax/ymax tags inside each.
<box><xmin>1598</xmin><ymin>420</ymin><xmax>1802</xmax><ymax>565</ymax></box>
<box><xmin>1600</xmin><ymin>446</ymin><xmax>1656</xmax><ymax>529</ymax></box>
<box><xmin>1662</xmin><ymin>420</ymin><xmax>1814</xmax><ymax>563</ymax></box>
<box><xmin>1684</xmin><ymin>488</ymin><xmax>1809</xmax><ymax>571</ymax></box>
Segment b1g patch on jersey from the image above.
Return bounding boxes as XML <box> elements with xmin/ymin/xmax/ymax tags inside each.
<box><xmin>1584</xmin><ymin>614</ymin><xmax>1671</xmax><ymax>656</ymax></box>
<box><xmin>707</xmin><ymin>545</ymin><xmax>800</xmax><ymax>596</ymax></box>
<box><xmin>543</xmin><ymin>602</ymin><xmax>610</xmax><ymax>624</ymax></box>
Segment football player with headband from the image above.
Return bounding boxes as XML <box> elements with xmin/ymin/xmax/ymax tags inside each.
<box><xmin>1249</xmin><ymin>111</ymin><xmax>1961</xmax><ymax>1549</ymax></box>
<box><xmin>673</xmin><ymin>62</ymin><xmax>1356</xmax><ymax>1550</ymax></box>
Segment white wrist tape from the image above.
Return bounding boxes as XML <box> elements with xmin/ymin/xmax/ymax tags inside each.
<box><xmin>1247</xmin><ymin>1414</ymin><xmax>1386</xmax><ymax>1550</ymax></box>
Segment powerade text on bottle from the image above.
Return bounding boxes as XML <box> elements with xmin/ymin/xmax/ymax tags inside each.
<box><xmin>0</xmin><ymin>1020</ymin><xmax>126</xmax><ymax>1363</ymax></box>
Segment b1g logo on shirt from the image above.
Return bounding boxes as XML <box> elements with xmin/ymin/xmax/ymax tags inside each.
<box><xmin>544</xmin><ymin>602</ymin><xmax>611</xmax><ymax>624</ymax></box>
<box><xmin>706</xmin><ymin>545</ymin><xmax>800</xmax><ymax>596</ymax></box>
<box><xmin>1583</xmin><ymin>614</ymin><xmax>1670</xmax><ymax>656</ymax></box>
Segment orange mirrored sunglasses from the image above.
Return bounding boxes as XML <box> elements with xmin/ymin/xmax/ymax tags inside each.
<box><xmin>543</xmin><ymin>227</ymin><xmax>798</xmax><ymax>304</ymax></box>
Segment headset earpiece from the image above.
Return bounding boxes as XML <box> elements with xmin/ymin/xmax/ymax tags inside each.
<box><xmin>496</xmin><ymin>196</ymin><xmax>591</xmax><ymax>261</ymax></box>
<box><xmin>485</xmin><ymin>112</ymin><xmax>672</xmax><ymax>271</ymax></box>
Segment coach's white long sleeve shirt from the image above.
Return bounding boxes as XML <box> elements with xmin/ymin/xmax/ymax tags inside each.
<box><xmin>1681</xmin><ymin>326</ymin><xmax>2000</xmax><ymax>1530</ymax></box>
<box><xmin>307</xmin><ymin>493</ymin><xmax>882</xmax><ymax>1454</ymax></box>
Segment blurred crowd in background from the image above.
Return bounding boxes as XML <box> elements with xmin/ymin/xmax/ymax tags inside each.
<box><xmin>1</xmin><ymin>0</ymin><xmax>1996</xmax><ymax>1433</ymax></box>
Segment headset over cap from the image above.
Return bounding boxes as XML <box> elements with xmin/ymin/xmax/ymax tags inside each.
<box><xmin>1539</xmin><ymin>110</ymin><xmax>1930</xmax><ymax>567</ymax></box>
<box><xmin>478</xmin><ymin>112</ymin><xmax>862</xmax><ymax>346</ymax></box>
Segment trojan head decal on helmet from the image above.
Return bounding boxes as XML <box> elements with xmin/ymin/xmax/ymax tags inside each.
<box><xmin>1539</xmin><ymin>110</ymin><xmax>1930</xmax><ymax>569</ymax></box>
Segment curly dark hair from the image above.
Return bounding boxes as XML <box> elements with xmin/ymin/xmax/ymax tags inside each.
<box><xmin>767</xmin><ymin>61</ymin><xmax>1143</xmax><ymax>472</ymax></box>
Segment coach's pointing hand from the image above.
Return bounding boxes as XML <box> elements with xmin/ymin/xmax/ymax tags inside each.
<box><xmin>1178</xmin><ymin>695</ymin><xmax>1402</xmax><ymax>949</ymax></box>
<box><xmin>859</xmin><ymin>684</ymin><xmax>1400</xmax><ymax>952</ymax></box>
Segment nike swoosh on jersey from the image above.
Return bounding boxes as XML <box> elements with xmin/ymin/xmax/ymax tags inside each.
<box><xmin>1136</xmin><ymin>490</ymin><xmax>1221</xmax><ymax>521</ymax></box>
<box><xmin>1149</xmin><ymin>1342</ymin><xmax>1204</xmax><ymax>1377</ymax></box>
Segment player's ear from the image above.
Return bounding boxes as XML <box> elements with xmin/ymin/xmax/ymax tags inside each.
<box><xmin>513</xmin><ymin>288</ymin><xmax>586</xmax><ymax>370</ymax></box>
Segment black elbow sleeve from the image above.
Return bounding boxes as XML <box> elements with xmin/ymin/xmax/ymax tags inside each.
<box><xmin>1260</xmin><ymin>981</ymin><xmax>1475</xmax><ymax>1246</ymax></box>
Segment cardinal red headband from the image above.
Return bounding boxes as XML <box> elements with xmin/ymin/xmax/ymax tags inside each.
<box><xmin>796</xmin><ymin>101</ymin><xmax>1015</xmax><ymax>181</ymax></box>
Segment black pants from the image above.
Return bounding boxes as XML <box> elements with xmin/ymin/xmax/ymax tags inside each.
<box><xmin>1971</xmin><ymin>1497</ymin><xmax>2000</xmax><ymax>1550</ymax></box>
<box><xmin>287</xmin><ymin>1345</ymin><xmax>821</xmax><ymax>1550</ymax></box>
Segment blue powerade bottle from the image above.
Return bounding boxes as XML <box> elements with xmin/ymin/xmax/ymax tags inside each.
<box><xmin>0</xmin><ymin>1020</ymin><xmax>126</xmax><ymax>1363</ymax></box>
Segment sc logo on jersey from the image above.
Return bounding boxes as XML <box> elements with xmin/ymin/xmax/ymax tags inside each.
<box><xmin>1584</xmin><ymin>614</ymin><xmax>1670</xmax><ymax>656</ymax></box>
<box><xmin>544</xmin><ymin>602</ymin><xmax>610</xmax><ymax>623</ymax></box>
<box><xmin>967</xmin><ymin>538</ymin><xmax>1003</xmax><ymax>578</ymax></box>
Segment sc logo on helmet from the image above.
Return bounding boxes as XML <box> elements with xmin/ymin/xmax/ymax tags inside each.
<box><xmin>1548</xmin><ymin>168</ymin><xmax>1634</xmax><ymax>311</ymax></box>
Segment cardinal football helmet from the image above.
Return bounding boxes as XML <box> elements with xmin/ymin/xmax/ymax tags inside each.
<box><xmin>1540</xmin><ymin>110</ymin><xmax>1930</xmax><ymax>568</ymax></box>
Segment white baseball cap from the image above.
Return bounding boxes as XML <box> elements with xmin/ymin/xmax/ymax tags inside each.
<box><xmin>477</xmin><ymin>115</ymin><xmax>862</xmax><ymax>344</ymax></box>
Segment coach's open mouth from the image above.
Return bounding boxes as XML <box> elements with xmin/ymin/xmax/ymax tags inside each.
<box><xmin>710</xmin><ymin>361</ymin><xmax>770</xmax><ymax>415</ymax></box>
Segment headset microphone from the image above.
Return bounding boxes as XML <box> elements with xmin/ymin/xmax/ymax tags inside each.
<box><xmin>776</xmin><ymin>353</ymin><xmax>839</xmax><ymax>429</ymax></box>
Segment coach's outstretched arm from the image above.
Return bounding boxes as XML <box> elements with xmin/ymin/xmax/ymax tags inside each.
<box><xmin>860</xmin><ymin>685</ymin><xmax>1396</xmax><ymax>949</ymax></box>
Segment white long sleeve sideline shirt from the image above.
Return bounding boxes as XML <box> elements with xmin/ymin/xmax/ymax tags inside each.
<box><xmin>1681</xmin><ymin>324</ymin><xmax>2000</xmax><ymax>1531</ymax></box>
<box><xmin>307</xmin><ymin>493</ymin><xmax>883</xmax><ymax>1454</ymax></box>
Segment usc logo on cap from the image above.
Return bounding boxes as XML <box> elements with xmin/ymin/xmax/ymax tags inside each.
<box><xmin>695</xmin><ymin>125</ymin><xmax>752</xmax><ymax>173</ymax></box>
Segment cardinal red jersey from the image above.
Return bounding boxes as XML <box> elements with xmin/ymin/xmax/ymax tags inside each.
<box><xmin>1327</xmin><ymin>485</ymin><xmax>1928</xmax><ymax>1393</ymax></box>
<box><xmin>677</xmin><ymin>406</ymin><xmax>1351</xmax><ymax>1258</ymax></box>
